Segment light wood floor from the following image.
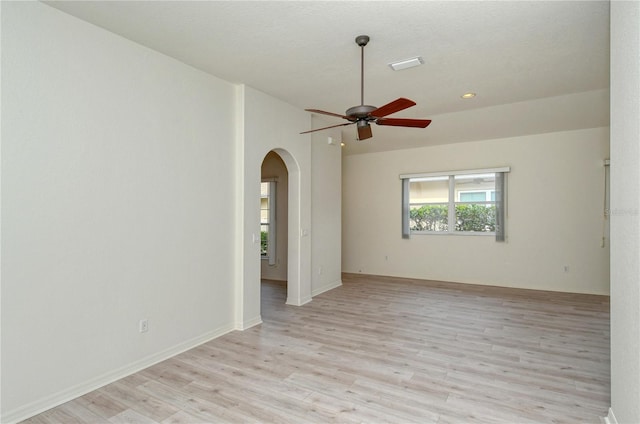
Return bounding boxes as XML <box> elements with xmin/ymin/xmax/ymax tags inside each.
<box><xmin>22</xmin><ymin>273</ymin><xmax>610</xmax><ymax>423</ymax></box>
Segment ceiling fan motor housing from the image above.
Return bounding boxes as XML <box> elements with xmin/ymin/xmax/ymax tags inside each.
<box><xmin>346</xmin><ymin>104</ymin><xmax>377</xmax><ymax>121</ymax></box>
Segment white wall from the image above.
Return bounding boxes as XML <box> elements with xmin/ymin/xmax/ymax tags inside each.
<box><xmin>311</xmin><ymin>126</ymin><xmax>342</xmax><ymax>296</ymax></box>
<box><xmin>237</xmin><ymin>85</ymin><xmax>313</xmax><ymax>321</ymax></box>
<box><xmin>1</xmin><ymin>2</ymin><xmax>237</xmax><ymax>421</ymax></box>
<box><xmin>343</xmin><ymin>127</ymin><xmax>610</xmax><ymax>295</ymax></box>
<box><xmin>610</xmin><ymin>1</ymin><xmax>640</xmax><ymax>422</ymax></box>
<box><xmin>1</xmin><ymin>3</ymin><xmax>344</xmax><ymax>422</ymax></box>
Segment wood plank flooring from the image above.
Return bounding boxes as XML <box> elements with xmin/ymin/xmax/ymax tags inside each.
<box><xmin>22</xmin><ymin>273</ymin><xmax>610</xmax><ymax>423</ymax></box>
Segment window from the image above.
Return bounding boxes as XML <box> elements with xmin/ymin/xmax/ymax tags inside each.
<box><xmin>407</xmin><ymin>176</ymin><xmax>450</xmax><ymax>232</ymax></box>
<box><xmin>260</xmin><ymin>181</ymin><xmax>277</xmax><ymax>265</ymax></box>
<box><xmin>454</xmin><ymin>173</ymin><xmax>497</xmax><ymax>233</ymax></box>
<box><xmin>401</xmin><ymin>167</ymin><xmax>509</xmax><ymax>240</ymax></box>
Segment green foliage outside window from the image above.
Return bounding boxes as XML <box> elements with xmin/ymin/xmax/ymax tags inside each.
<box><xmin>410</xmin><ymin>204</ymin><xmax>448</xmax><ymax>231</ymax></box>
<box><xmin>261</xmin><ymin>231</ymin><xmax>268</xmax><ymax>256</ymax></box>
<box><xmin>410</xmin><ymin>204</ymin><xmax>496</xmax><ymax>232</ymax></box>
<box><xmin>455</xmin><ymin>204</ymin><xmax>496</xmax><ymax>232</ymax></box>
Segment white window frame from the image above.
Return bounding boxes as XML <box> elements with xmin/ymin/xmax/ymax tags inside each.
<box><xmin>260</xmin><ymin>179</ymin><xmax>277</xmax><ymax>265</ymax></box>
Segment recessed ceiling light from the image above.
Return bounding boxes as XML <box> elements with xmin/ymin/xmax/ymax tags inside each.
<box><xmin>340</xmin><ymin>142</ymin><xmax>345</xmax><ymax>147</ymax></box>
<box><xmin>388</xmin><ymin>57</ymin><xmax>424</xmax><ymax>71</ymax></box>
<box><xmin>461</xmin><ymin>92</ymin><xmax>476</xmax><ymax>99</ymax></box>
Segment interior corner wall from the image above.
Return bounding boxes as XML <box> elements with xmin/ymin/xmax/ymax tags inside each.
<box><xmin>610</xmin><ymin>1</ymin><xmax>640</xmax><ymax>422</ymax></box>
<box><xmin>342</xmin><ymin>127</ymin><xmax>610</xmax><ymax>295</ymax></box>
<box><xmin>1</xmin><ymin>2</ymin><xmax>237</xmax><ymax>421</ymax></box>
<box><xmin>310</xmin><ymin>125</ymin><xmax>342</xmax><ymax>296</ymax></box>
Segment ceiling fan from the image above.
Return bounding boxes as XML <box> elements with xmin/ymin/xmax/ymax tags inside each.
<box><xmin>301</xmin><ymin>35</ymin><xmax>432</xmax><ymax>141</ymax></box>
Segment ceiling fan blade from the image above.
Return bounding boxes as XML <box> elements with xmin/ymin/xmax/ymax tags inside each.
<box><xmin>305</xmin><ymin>109</ymin><xmax>350</xmax><ymax>120</ymax></box>
<box><xmin>370</xmin><ymin>98</ymin><xmax>416</xmax><ymax>118</ymax></box>
<box><xmin>357</xmin><ymin>124</ymin><xmax>373</xmax><ymax>140</ymax></box>
<box><xmin>376</xmin><ymin>118</ymin><xmax>432</xmax><ymax>128</ymax></box>
<box><xmin>300</xmin><ymin>122</ymin><xmax>354</xmax><ymax>134</ymax></box>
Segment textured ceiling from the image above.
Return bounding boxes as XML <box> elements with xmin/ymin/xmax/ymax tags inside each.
<box><xmin>44</xmin><ymin>1</ymin><xmax>610</xmax><ymax>155</ymax></box>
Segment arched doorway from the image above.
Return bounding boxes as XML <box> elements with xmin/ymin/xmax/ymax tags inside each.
<box><xmin>236</xmin><ymin>146</ymin><xmax>309</xmax><ymax>330</ymax></box>
<box><xmin>257</xmin><ymin>148</ymin><xmax>310</xmax><ymax>308</ymax></box>
<box><xmin>260</xmin><ymin>152</ymin><xmax>289</xmax><ymax>304</ymax></box>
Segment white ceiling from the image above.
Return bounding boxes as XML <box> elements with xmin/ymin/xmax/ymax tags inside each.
<box><xmin>44</xmin><ymin>0</ymin><xmax>610</xmax><ymax>155</ymax></box>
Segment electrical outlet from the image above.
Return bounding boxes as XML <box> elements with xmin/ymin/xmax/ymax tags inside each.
<box><xmin>139</xmin><ymin>319</ymin><xmax>149</xmax><ymax>333</ymax></box>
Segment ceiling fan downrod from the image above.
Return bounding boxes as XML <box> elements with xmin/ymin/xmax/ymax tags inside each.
<box><xmin>345</xmin><ymin>35</ymin><xmax>376</xmax><ymax>124</ymax></box>
<box><xmin>355</xmin><ymin>35</ymin><xmax>370</xmax><ymax>106</ymax></box>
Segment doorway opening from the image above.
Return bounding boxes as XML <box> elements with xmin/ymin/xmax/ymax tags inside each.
<box><xmin>260</xmin><ymin>151</ymin><xmax>289</xmax><ymax>308</ymax></box>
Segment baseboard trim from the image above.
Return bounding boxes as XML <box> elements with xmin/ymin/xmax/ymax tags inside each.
<box><xmin>286</xmin><ymin>295</ymin><xmax>312</xmax><ymax>306</ymax></box>
<box><xmin>312</xmin><ymin>279</ymin><xmax>343</xmax><ymax>297</ymax></box>
<box><xmin>1</xmin><ymin>324</ymin><xmax>236</xmax><ymax>424</ymax></box>
<box><xmin>604</xmin><ymin>407</ymin><xmax>618</xmax><ymax>424</ymax></box>
<box><xmin>236</xmin><ymin>315</ymin><xmax>263</xmax><ymax>330</ymax></box>
<box><xmin>341</xmin><ymin>272</ymin><xmax>610</xmax><ymax>297</ymax></box>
